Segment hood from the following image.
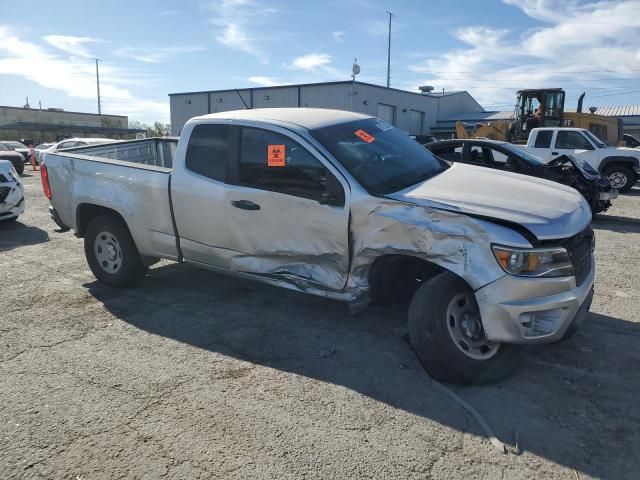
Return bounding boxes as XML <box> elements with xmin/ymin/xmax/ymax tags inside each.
<box><xmin>386</xmin><ymin>163</ymin><xmax>591</xmax><ymax>241</ymax></box>
<box><xmin>610</xmin><ymin>146</ymin><xmax>640</xmax><ymax>157</ymax></box>
<box><xmin>0</xmin><ymin>151</ymin><xmax>23</xmax><ymax>161</ymax></box>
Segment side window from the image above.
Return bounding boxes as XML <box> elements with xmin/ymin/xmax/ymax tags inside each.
<box><xmin>430</xmin><ymin>145</ymin><xmax>462</xmax><ymax>162</ymax></box>
<box><xmin>533</xmin><ymin>130</ymin><xmax>553</xmax><ymax>148</ymax></box>
<box><xmin>469</xmin><ymin>145</ymin><xmax>485</xmax><ymax>163</ymax></box>
<box><xmin>185</xmin><ymin>124</ymin><xmax>229</xmax><ymax>181</ymax></box>
<box><xmin>490</xmin><ymin>149</ymin><xmax>509</xmax><ymax>164</ymax></box>
<box><xmin>239</xmin><ymin>128</ymin><xmax>332</xmax><ymax>201</ymax></box>
<box><xmin>555</xmin><ymin>131</ymin><xmax>592</xmax><ymax>150</ymax></box>
<box><xmin>59</xmin><ymin>141</ymin><xmax>77</xmax><ymax>149</ymax></box>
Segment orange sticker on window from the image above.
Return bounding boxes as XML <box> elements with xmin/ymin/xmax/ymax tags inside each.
<box><xmin>267</xmin><ymin>144</ymin><xmax>285</xmax><ymax>167</ymax></box>
<box><xmin>355</xmin><ymin>129</ymin><xmax>375</xmax><ymax>143</ymax></box>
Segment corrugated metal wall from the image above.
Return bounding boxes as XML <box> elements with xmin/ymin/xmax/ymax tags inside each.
<box><xmin>169</xmin><ymin>83</ymin><xmax>482</xmax><ymax>136</ymax></box>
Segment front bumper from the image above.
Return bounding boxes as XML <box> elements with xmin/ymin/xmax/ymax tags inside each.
<box><xmin>0</xmin><ymin>195</ymin><xmax>25</xmax><ymax>220</ymax></box>
<box><xmin>475</xmin><ymin>256</ymin><xmax>595</xmax><ymax>344</ymax></box>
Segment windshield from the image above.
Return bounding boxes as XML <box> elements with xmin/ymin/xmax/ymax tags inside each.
<box><xmin>6</xmin><ymin>142</ymin><xmax>26</xmax><ymax>149</ymax></box>
<box><xmin>583</xmin><ymin>130</ymin><xmax>607</xmax><ymax>148</ymax></box>
<box><xmin>499</xmin><ymin>143</ymin><xmax>545</xmax><ymax>165</ymax></box>
<box><xmin>310</xmin><ymin>119</ymin><xmax>448</xmax><ymax>194</ymax></box>
<box><xmin>0</xmin><ymin>143</ymin><xmax>8</xmax><ymax>151</ymax></box>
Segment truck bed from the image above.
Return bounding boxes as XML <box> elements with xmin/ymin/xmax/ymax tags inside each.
<box><xmin>43</xmin><ymin>138</ymin><xmax>180</xmax><ymax>261</ymax></box>
<box><xmin>70</xmin><ymin>137</ymin><xmax>178</xmax><ymax>168</ymax></box>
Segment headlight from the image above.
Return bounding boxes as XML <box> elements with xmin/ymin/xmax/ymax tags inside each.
<box><xmin>492</xmin><ymin>245</ymin><xmax>573</xmax><ymax>278</ymax></box>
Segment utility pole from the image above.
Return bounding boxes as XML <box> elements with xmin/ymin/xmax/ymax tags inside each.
<box><xmin>94</xmin><ymin>58</ymin><xmax>102</xmax><ymax>115</ymax></box>
<box><xmin>386</xmin><ymin>10</ymin><xmax>394</xmax><ymax>88</ymax></box>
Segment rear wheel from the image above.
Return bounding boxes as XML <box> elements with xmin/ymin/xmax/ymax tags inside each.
<box><xmin>604</xmin><ymin>165</ymin><xmax>636</xmax><ymax>193</ymax></box>
<box><xmin>408</xmin><ymin>272</ymin><xmax>521</xmax><ymax>385</ymax></box>
<box><xmin>84</xmin><ymin>214</ymin><xmax>145</xmax><ymax>287</ymax></box>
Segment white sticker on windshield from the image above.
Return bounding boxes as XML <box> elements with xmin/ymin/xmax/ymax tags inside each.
<box><xmin>375</xmin><ymin>122</ymin><xmax>394</xmax><ymax>132</ymax></box>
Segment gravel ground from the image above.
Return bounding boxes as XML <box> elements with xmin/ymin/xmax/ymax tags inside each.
<box><xmin>1</xmin><ymin>173</ymin><xmax>639</xmax><ymax>479</ymax></box>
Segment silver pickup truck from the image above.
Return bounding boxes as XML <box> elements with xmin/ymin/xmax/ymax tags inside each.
<box><xmin>42</xmin><ymin>109</ymin><xmax>595</xmax><ymax>385</ymax></box>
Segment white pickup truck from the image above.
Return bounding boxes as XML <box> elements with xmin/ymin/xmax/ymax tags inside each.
<box><xmin>42</xmin><ymin>109</ymin><xmax>595</xmax><ymax>385</ymax></box>
<box><xmin>523</xmin><ymin>127</ymin><xmax>640</xmax><ymax>192</ymax></box>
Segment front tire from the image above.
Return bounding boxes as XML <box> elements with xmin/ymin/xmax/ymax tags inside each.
<box><xmin>12</xmin><ymin>160</ymin><xmax>24</xmax><ymax>175</ymax></box>
<box><xmin>604</xmin><ymin>165</ymin><xmax>636</xmax><ymax>193</ymax></box>
<box><xmin>408</xmin><ymin>272</ymin><xmax>521</xmax><ymax>385</ymax></box>
<box><xmin>84</xmin><ymin>214</ymin><xmax>145</xmax><ymax>287</ymax></box>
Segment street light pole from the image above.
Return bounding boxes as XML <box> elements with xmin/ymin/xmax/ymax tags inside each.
<box><xmin>94</xmin><ymin>58</ymin><xmax>102</xmax><ymax>115</ymax></box>
<box><xmin>386</xmin><ymin>10</ymin><xmax>393</xmax><ymax>88</ymax></box>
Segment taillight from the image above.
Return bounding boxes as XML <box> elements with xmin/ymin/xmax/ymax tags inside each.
<box><xmin>40</xmin><ymin>164</ymin><xmax>52</xmax><ymax>200</ymax></box>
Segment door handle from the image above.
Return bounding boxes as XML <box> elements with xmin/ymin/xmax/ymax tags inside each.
<box><xmin>551</xmin><ymin>151</ymin><xmax>559</xmax><ymax>155</ymax></box>
<box><xmin>231</xmin><ymin>200</ymin><xmax>261</xmax><ymax>211</ymax></box>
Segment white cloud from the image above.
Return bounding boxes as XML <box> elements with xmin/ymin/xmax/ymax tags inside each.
<box><xmin>333</xmin><ymin>31</ymin><xmax>344</xmax><ymax>42</ymax></box>
<box><xmin>160</xmin><ymin>10</ymin><xmax>179</xmax><ymax>16</ymax></box>
<box><xmin>0</xmin><ymin>26</ymin><xmax>168</xmax><ymax>123</ymax></box>
<box><xmin>291</xmin><ymin>53</ymin><xmax>332</xmax><ymax>71</ymax></box>
<box><xmin>283</xmin><ymin>52</ymin><xmax>346</xmax><ymax>81</ymax></box>
<box><xmin>42</xmin><ymin>35</ymin><xmax>100</xmax><ymax>58</ymax></box>
<box><xmin>406</xmin><ymin>0</ymin><xmax>640</xmax><ymax>108</ymax></box>
<box><xmin>210</xmin><ymin>0</ymin><xmax>275</xmax><ymax>63</ymax></box>
<box><xmin>248</xmin><ymin>76</ymin><xmax>284</xmax><ymax>86</ymax></box>
<box><xmin>116</xmin><ymin>46</ymin><xmax>205</xmax><ymax>63</ymax></box>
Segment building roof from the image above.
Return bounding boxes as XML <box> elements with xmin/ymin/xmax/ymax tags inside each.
<box><xmin>195</xmin><ymin>108</ymin><xmax>372</xmax><ymax>130</ymax></box>
<box><xmin>564</xmin><ymin>106</ymin><xmax>640</xmax><ymax>117</ymax></box>
<box><xmin>440</xmin><ymin>111</ymin><xmax>514</xmax><ymax>122</ymax></box>
<box><xmin>0</xmin><ymin>105</ymin><xmax>127</xmax><ymax>119</ymax></box>
<box><xmin>441</xmin><ymin>106</ymin><xmax>640</xmax><ymax>124</ymax></box>
<box><xmin>169</xmin><ymin>80</ymin><xmax>477</xmax><ymax>101</ymax></box>
<box><xmin>0</xmin><ymin>122</ymin><xmax>144</xmax><ymax>134</ymax></box>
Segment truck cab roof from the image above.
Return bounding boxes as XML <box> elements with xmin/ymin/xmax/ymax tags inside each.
<box><xmin>194</xmin><ymin>108</ymin><xmax>373</xmax><ymax>130</ymax></box>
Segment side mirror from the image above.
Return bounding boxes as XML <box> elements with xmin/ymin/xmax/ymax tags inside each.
<box><xmin>318</xmin><ymin>173</ymin><xmax>345</xmax><ymax>207</ymax></box>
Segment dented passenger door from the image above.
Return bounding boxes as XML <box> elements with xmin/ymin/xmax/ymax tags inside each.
<box><xmin>224</xmin><ymin>125</ymin><xmax>350</xmax><ymax>291</ymax></box>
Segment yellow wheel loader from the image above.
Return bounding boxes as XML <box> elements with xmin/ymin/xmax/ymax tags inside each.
<box><xmin>456</xmin><ymin>89</ymin><xmax>622</xmax><ymax>145</ymax></box>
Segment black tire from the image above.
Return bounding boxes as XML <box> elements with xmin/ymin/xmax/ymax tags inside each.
<box><xmin>408</xmin><ymin>272</ymin><xmax>521</xmax><ymax>385</ymax></box>
<box><xmin>84</xmin><ymin>214</ymin><xmax>145</xmax><ymax>287</ymax></box>
<box><xmin>12</xmin><ymin>160</ymin><xmax>24</xmax><ymax>175</ymax></box>
<box><xmin>604</xmin><ymin>165</ymin><xmax>636</xmax><ymax>193</ymax></box>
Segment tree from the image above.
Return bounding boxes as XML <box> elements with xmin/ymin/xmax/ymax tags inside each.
<box><xmin>128</xmin><ymin>120</ymin><xmax>171</xmax><ymax>137</ymax></box>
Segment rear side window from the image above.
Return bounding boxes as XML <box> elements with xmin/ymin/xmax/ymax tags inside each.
<box><xmin>533</xmin><ymin>131</ymin><xmax>553</xmax><ymax>148</ymax></box>
<box><xmin>185</xmin><ymin>124</ymin><xmax>229</xmax><ymax>181</ymax></box>
<box><xmin>238</xmin><ymin>127</ymin><xmax>329</xmax><ymax>201</ymax></box>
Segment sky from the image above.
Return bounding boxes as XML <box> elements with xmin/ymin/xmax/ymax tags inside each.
<box><xmin>1</xmin><ymin>0</ymin><xmax>640</xmax><ymax>124</ymax></box>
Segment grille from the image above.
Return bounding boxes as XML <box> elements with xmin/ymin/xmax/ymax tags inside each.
<box><xmin>561</xmin><ymin>226</ymin><xmax>594</xmax><ymax>286</ymax></box>
<box><xmin>0</xmin><ymin>186</ymin><xmax>11</xmax><ymax>203</ymax></box>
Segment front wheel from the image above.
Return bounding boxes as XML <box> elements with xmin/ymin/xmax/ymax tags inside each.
<box><xmin>84</xmin><ymin>214</ymin><xmax>146</xmax><ymax>287</ymax></box>
<box><xmin>408</xmin><ymin>272</ymin><xmax>521</xmax><ymax>385</ymax></box>
<box><xmin>604</xmin><ymin>165</ymin><xmax>636</xmax><ymax>193</ymax></box>
<box><xmin>13</xmin><ymin>160</ymin><xmax>24</xmax><ymax>175</ymax></box>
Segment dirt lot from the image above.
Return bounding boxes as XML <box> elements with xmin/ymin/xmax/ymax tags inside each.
<box><xmin>1</xmin><ymin>172</ymin><xmax>639</xmax><ymax>479</ymax></box>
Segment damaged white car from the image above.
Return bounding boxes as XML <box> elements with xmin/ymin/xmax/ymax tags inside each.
<box><xmin>42</xmin><ymin>109</ymin><xmax>594</xmax><ymax>385</ymax></box>
<box><xmin>0</xmin><ymin>160</ymin><xmax>25</xmax><ymax>222</ymax></box>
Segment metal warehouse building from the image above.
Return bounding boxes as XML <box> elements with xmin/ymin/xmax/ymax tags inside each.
<box><xmin>169</xmin><ymin>81</ymin><xmax>484</xmax><ymax>136</ymax></box>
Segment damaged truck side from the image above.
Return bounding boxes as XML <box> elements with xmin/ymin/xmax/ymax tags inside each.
<box><xmin>42</xmin><ymin>109</ymin><xmax>595</xmax><ymax>385</ymax></box>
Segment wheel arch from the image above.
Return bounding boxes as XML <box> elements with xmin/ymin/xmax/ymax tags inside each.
<box><xmin>598</xmin><ymin>155</ymin><xmax>640</xmax><ymax>172</ymax></box>
<box><xmin>368</xmin><ymin>254</ymin><xmax>465</xmax><ymax>305</ymax></box>
<box><xmin>76</xmin><ymin>203</ymin><xmax>130</xmax><ymax>238</ymax></box>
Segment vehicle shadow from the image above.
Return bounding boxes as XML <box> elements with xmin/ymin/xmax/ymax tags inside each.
<box><xmin>592</xmin><ymin>215</ymin><xmax>640</xmax><ymax>233</ymax></box>
<box><xmin>0</xmin><ymin>220</ymin><xmax>49</xmax><ymax>251</ymax></box>
<box><xmin>84</xmin><ymin>263</ymin><xmax>640</xmax><ymax>479</ymax></box>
